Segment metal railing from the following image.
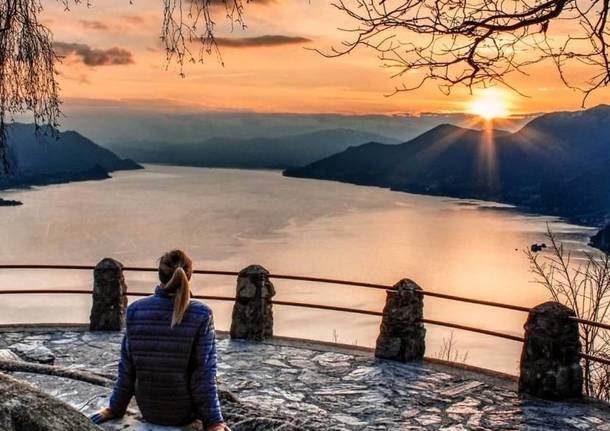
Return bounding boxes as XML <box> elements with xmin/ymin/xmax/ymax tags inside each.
<box><xmin>1</xmin><ymin>263</ymin><xmax>609</xmax><ymax>366</ymax></box>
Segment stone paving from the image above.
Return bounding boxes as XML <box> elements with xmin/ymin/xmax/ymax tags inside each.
<box><xmin>1</xmin><ymin>329</ymin><xmax>610</xmax><ymax>430</ymax></box>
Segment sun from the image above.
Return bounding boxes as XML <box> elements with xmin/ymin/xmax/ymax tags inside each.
<box><xmin>468</xmin><ymin>89</ymin><xmax>510</xmax><ymax>121</ymax></box>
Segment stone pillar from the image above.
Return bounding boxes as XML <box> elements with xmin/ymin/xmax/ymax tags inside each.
<box><xmin>90</xmin><ymin>258</ymin><xmax>128</xmax><ymax>331</ymax></box>
<box><xmin>230</xmin><ymin>265</ymin><xmax>276</xmax><ymax>341</ymax></box>
<box><xmin>375</xmin><ymin>279</ymin><xmax>426</xmax><ymax>361</ymax></box>
<box><xmin>519</xmin><ymin>301</ymin><xmax>583</xmax><ymax>399</ymax></box>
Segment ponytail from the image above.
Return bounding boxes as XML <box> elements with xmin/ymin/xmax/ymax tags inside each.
<box><xmin>158</xmin><ymin>249</ymin><xmax>194</xmax><ymax>328</ymax></box>
<box><xmin>165</xmin><ymin>267</ymin><xmax>191</xmax><ymax>327</ymax></box>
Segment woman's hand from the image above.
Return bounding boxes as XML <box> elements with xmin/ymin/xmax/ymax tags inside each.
<box><xmin>206</xmin><ymin>423</ymin><xmax>228</xmax><ymax>431</ymax></box>
<box><xmin>90</xmin><ymin>407</ymin><xmax>116</xmax><ymax>424</ymax></box>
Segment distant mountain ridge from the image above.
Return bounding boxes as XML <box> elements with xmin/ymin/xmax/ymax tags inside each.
<box><xmin>284</xmin><ymin>105</ymin><xmax>610</xmax><ymax>227</ymax></box>
<box><xmin>106</xmin><ymin>128</ymin><xmax>400</xmax><ymax>169</ymax></box>
<box><xmin>0</xmin><ymin>123</ymin><xmax>142</xmax><ymax>190</ymax></box>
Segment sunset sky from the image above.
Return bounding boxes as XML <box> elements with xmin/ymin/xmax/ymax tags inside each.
<box><xmin>42</xmin><ymin>0</ymin><xmax>610</xmax><ymax>118</ymax></box>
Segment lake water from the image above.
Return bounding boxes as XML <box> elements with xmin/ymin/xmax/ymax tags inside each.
<box><xmin>0</xmin><ymin>165</ymin><xmax>597</xmax><ymax>374</ymax></box>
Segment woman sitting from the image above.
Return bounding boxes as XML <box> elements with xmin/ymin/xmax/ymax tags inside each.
<box><xmin>91</xmin><ymin>250</ymin><xmax>226</xmax><ymax>431</ymax></box>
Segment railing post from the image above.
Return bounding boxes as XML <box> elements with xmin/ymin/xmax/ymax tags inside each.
<box><xmin>519</xmin><ymin>301</ymin><xmax>583</xmax><ymax>399</ymax></box>
<box><xmin>230</xmin><ymin>265</ymin><xmax>275</xmax><ymax>341</ymax></box>
<box><xmin>90</xmin><ymin>258</ymin><xmax>127</xmax><ymax>331</ymax></box>
<box><xmin>375</xmin><ymin>279</ymin><xmax>426</xmax><ymax>361</ymax></box>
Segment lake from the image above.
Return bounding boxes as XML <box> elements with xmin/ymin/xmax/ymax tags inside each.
<box><xmin>0</xmin><ymin>165</ymin><xmax>597</xmax><ymax>374</ymax></box>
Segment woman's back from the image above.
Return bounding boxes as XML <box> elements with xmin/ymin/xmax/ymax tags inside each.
<box><xmin>100</xmin><ymin>249</ymin><xmax>224</xmax><ymax>429</ymax></box>
<box><xmin>113</xmin><ymin>287</ymin><xmax>218</xmax><ymax>425</ymax></box>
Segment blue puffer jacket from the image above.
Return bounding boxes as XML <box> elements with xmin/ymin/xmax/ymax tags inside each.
<box><xmin>109</xmin><ymin>286</ymin><xmax>224</xmax><ymax>427</ymax></box>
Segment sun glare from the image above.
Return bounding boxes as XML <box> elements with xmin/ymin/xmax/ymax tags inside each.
<box><xmin>468</xmin><ymin>89</ymin><xmax>509</xmax><ymax>121</ymax></box>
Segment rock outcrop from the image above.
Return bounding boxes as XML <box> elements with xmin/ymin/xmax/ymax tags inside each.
<box><xmin>519</xmin><ymin>301</ymin><xmax>583</xmax><ymax>400</ymax></box>
<box><xmin>0</xmin><ymin>372</ymin><xmax>100</xmax><ymax>431</ymax></box>
<box><xmin>90</xmin><ymin>258</ymin><xmax>127</xmax><ymax>331</ymax></box>
<box><xmin>375</xmin><ymin>279</ymin><xmax>426</xmax><ymax>361</ymax></box>
<box><xmin>9</xmin><ymin>343</ymin><xmax>55</xmax><ymax>364</ymax></box>
<box><xmin>590</xmin><ymin>224</ymin><xmax>610</xmax><ymax>254</ymax></box>
<box><xmin>0</xmin><ymin>349</ymin><xmax>21</xmax><ymax>361</ymax></box>
<box><xmin>0</xmin><ymin>198</ymin><xmax>22</xmax><ymax>207</ymax></box>
<box><xmin>230</xmin><ymin>265</ymin><xmax>275</xmax><ymax>341</ymax></box>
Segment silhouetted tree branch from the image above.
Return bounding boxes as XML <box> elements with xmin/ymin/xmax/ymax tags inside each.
<box><xmin>527</xmin><ymin>226</ymin><xmax>610</xmax><ymax>400</ymax></box>
<box><xmin>0</xmin><ymin>0</ymin><xmax>62</xmax><ymax>174</ymax></box>
<box><xmin>0</xmin><ymin>0</ymin><xmax>244</xmax><ymax>174</ymax></box>
<box><xmin>162</xmin><ymin>0</ymin><xmax>246</xmax><ymax>72</ymax></box>
<box><xmin>327</xmin><ymin>0</ymin><xmax>610</xmax><ymax>99</ymax></box>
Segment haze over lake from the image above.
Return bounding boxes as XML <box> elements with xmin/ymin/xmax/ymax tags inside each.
<box><xmin>0</xmin><ymin>165</ymin><xmax>597</xmax><ymax>374</ymax></box>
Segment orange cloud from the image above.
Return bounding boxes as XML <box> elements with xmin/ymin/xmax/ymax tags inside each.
<box><xmin>54</xmin><ymin>42</ymin><xmax>135</xmax><ymax>66</ymax></box>
<box><xmin>79</xmin><ymin>20</ymin><xmax>110</xmax><ymax>30</ymax></box>
<box><xmin>215</xmin><ymin>35</ymin><xmax>311</xmax><ymax>48</ymax></box>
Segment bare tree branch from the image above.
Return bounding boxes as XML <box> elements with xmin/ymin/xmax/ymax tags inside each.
<box><xmin>0</xmin><ymin>0</ymin><xmax>244</xmax><ymax>175</ymax></box>
<box><xmin>0</xmin><ymin>0</ymin><xmax>64</xmax><ymax>174</ymax></box>
<box><xmin>527</xmin><ymin>227</ymin><xmax>610</xmax><ymax>400</ymax></box>
<box><xmin>329</xmin><ymin>0</ymin><xmax>610</xmax><ymax>99</ymax></box>
<box><xmin>162</xmin><ymin>0</ymin><xmax>246</xmax><ymax>73</ymax></box>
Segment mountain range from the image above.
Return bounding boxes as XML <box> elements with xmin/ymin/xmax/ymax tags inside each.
<box><xmin>0</xmin><ymin>123</ymin><xmax>142</xmax><ymax>191</ymax></box>
<box><xmin>284</xmin><ymin>105</ymin><xmax>610</xmax><ymax>227</ymax></box>
<box><xmin>3</xmin><ymin>108</ymin><xmax>610</xmax><ymax>249</ymax></box>
<box><xmin>106</xmin><ymin>129</ymin><xmax>400</xmax><ymax>170</ymax></box>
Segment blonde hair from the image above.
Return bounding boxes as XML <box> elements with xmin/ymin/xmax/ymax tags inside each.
<box><xmin>158</xmin><ymin>250</ymin><xmax>193</xmax><ymax>327</ymax></box>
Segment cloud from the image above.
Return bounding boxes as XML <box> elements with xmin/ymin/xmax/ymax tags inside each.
<box><xmin>215</xmin><ymin>35</ymin><xmax>311</xmax><ymax>48</ymax></box>
<box><xmin>195</xmin><ymin>0</ymin><xmax>277</xmax><ymax>6</ymax></box>
<box><xmin>79</xmin><ymin>20</ymin><xmax>109</xmax><ymax>30</ymax></box>
<box><xmin>54</xmin><ymin>42</ymin><xmax>134</xmax><ymax>66</ymax></box>
<box><xmin>77</xmin><ymin>15</ymin><xmax>150</xmax><ymax>33</ymax></box>
<box><xmin>63</xmin><ymin>97</ymin><xmax>513</xmax><ymax>143</ymax></box>
<box><xmin>121</xmin><ymin>15</ymin><xmax>146</xmax><ymax>25</ymax></box>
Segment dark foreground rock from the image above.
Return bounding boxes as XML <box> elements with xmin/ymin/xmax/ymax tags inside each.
<box><xmin>0</xmin><ymin>198</ymin><xmax>22</xmax><ymax>207</ymax></box>
<box><xmin>0</xmin><ymin>350</ymin><xmax>20</xmax><ymax>361</ymax></box>
<box><xmin>8</xmin><ymin>343</ymin><xmax>55</xmax><ymax>364</ymax></box>
<box><xmin>0</xmin><ymin>372</ymin><xmax>99</xmax><ymax>431</ymax></box>
<box><xmin>591</xmin><ymin>224</ymin><xmax>610</xmax><ymax>254</ymax></box>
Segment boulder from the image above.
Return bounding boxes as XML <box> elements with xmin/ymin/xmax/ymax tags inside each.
<box><xmin>519</xmin><ymin>301</ymin><xmax>583</xmax><ymax>399</ymax></box>
<box><xmin>530</xmin><ymin>243</ymin><xmax>547</xmax><ymax>252</ymax></box>
<box><xmin>0</xmin><ymin>349</ymin><xmax>21</xmax><ymax>362</ymax></box>
<box><xmin>375</xmin><ymin>279</ymin><xmax>426</xmax><ymax>361</ymax></box>
<box><xmin>9</xmin><ymin>343</ymin><xmax>55</xmax><ymax>365</ymax></box>
<box><xmin>0</xmin><ymin>198</ymin><xmax>22</xmax><ymax>207</ymax></box>
<box><xmin>590</xmin><ymin>224</ymin><xmax>610</xmax><ymax>254</ymax></box>
<box><xmin>0</xmin><ymin>372</ymin><xmax>100</xmax><ymax>430</ymax></box>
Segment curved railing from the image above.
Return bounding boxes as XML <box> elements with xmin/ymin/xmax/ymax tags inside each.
<box><xmin>0</xmin><ymin>264</ymin><xmax>609</xmax><ymax>367</ymax></box>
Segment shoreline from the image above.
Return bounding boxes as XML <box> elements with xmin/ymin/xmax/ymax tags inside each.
<box><xmin>282</xmin><ymin>169</ymin><xmax>607</xmax><ymax>252</ymax></box>
<box><xmin>5</xmin><ymin>161</ymin><xmax>602</xmax><ymax>252</ymax></box>
<box><xmin>0</xmin><ymin>164</ymin><xmax>144</xmax><ymax>201</ymax></box>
